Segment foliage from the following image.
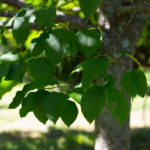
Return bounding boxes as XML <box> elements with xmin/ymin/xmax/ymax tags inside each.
<box><xmin>0</xmin><ymin>0</ymin><xmax>148</xmax><ymax>127</ymax></box>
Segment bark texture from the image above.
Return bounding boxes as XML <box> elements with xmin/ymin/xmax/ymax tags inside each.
<box><xmin>95</xmin><ymin>1</ymin><xmax>149</xmax><ymax>150</ymax></box>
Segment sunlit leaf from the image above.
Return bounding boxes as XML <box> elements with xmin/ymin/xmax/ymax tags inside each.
<box><xmin>69</xmin><ymin>88</ymin><xmax>84</xmax><ymax>104</ymax></box>
<box><xmin>0</xmin><ymin>52</ymin><xmax>20</xmax><ymax>64</ymax></box>
<box><xmin>0</xmin><ymin>79</ymin><xmax>16</xmax><ymax>100</ymax></box>
<box><xmin>76</xmin><ymin>30</ymin><xmax>101</xmax><ymax>57</ymax></box>
<box><xmin>13</xmin><ymin>16</ymin><xmax>30</xmax><ymax>45</ymax></box>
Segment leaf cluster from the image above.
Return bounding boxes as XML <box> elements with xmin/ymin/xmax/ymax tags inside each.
<box><xmin>0</xmin><ymin>0</ymin><xmax>148</xmax><ymax>127</ymax></box>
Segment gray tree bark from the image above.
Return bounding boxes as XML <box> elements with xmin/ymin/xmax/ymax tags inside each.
<box><xmin>95</xmin><ymin>0</ymin><xmax>150</xmax><ymax>150</ymax></box>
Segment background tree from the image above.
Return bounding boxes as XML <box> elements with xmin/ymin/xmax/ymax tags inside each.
<box><xmin>0</xmin><ymin>0</ymin><xmax>149</xmax><ymax>150</ymax></box>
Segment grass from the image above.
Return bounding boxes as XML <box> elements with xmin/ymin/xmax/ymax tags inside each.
<box><xmin>0</xmin><ymin>127</ymin><xmax>150</xmax><ymax>150</ymax></box>
<box><xmin>0</xmin><ymin>127</ymin><xmax>94</xmax><ymax>150</ymax></box>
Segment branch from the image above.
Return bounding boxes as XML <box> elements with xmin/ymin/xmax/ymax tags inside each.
<box><xmin>119</xmin><ymin>5</ymin><xmax>150</xmax><ymax>14</ymax></box>
<box><xmin>0</xmin><ymin>11</ymin><xmax>15</xmax><ymax>17</ymax></box>
<box><xmin>0</xmin><ymin>0</ymin><xmax>26</xmax><ymax>9</ymax></box>
<box><xmin>0</xmin><ymin>0</ymin><xmax>93</xmax><ymax>29</ymax></box>
<box><xmin>55</xmin><ymin>14</ymin><xmax>93</xmax><ymax>29</ymax></box>
<box><xmin>0</xmin><ymin>11</ymin><xmax>93</xmax><ymax>30</ymax></box>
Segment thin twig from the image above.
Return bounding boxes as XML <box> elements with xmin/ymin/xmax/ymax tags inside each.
<box><xmin>57</xmin><ymin>0</ymin><xmax>74</xmax><ymax>9</ymax></box>
<box><xmin>44</xmin><ymin>85</ymin><xmax>73</xmax><ymax>90</ymax></box>
<box><xmin>0</xmin><ymin>0</ymin><xmax>26</xmax><ymax>9</ymax></box>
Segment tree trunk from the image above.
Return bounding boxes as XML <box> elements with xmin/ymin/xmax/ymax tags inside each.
<box><xmin>94</xmin><ymin>0</ymin><xmax>149</xmax><ymax>150</ymax></box>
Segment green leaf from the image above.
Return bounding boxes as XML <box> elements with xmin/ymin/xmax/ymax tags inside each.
<box><xmin>61</xmin><ymin>100</ymin><xmax>78</xmax><ymax>127</ymax></box>
<box><xmin>29</xmin><ymin>58</ymin><xmax>54</xmax><ymax>80</ymax></box>
<box><xmin>13</xmin><ymin>16</ymin><xmax>30</xmax><ymax>45</ymax></box>
<box><xmin>35</xmin><ymin>7</ymin><xmax>56</xmax><ymax>29</ymax></box>
<box><xmin>30</xmin><ymin>33</ymin><xmax>47</xmax><ymax>56</ymax></box>
<box><xmin>65</xmin><ymin>31</ymin><xmax>78</xmax><ymax>55</ymax></box>
<box><xmin>82</xmin><ymin>57</ymin><xmax>109</xmax><ymax>88</ymax></box>
<box><xmin>27</xmin><ymin>78</ymin><xmax>58</xmax><ymax>90</ymax></box>
<box><xmin>9</xmin><ymin>78</ymin><xmax>57</xmax><ymax>109</ymax></box>
<box><xmin>26</xmin><ymin>78</ymin><xmax>58</xmax><ymax>90</ymax></box>
<box><xmin>76</xmin><ymin>30</ymin><xmax>101</xmax><ymax>57</ymax></box>
<box><xmin>71</xmin><ymin>62</ymin><xmax>84</xmax><ymax>74</ymax></box>
<box><xmin>81</xmin><ymin>86</ymin><xmax>106</xmax><ymax>123</ymax></box>
<box><xmin>69</xmin><ymin>88</ymin><xmax>83</xmax><ymax>104</ymax></box>
<box><xmin>104</xmin><ymin>75</ymin><xmax>115</xmax><ymax>89</ymax></box>
<box><xmin>5</xmin><ymin>14</ymin><xmax>17</xmax><ymax>27</ymax></box>
<box><xmin>0</xmin><ymin>79</ymin><xmax>16</xmax><ymax>100</ymax></box>
<box><xmin>45</xmin><ymin>30</ymin><xmax>70</xmax><ymax>66</ymax></box>
<box><xmin>44</xmin><ymin>92</ymin><xmax>68</xmax><ymax>123</ymax></box>
<box><xmin>121</xmin><ymin>69</ymin><xmax>147</xmax><ymax>97</ymax></box>
<box><xmin>0</xmin><ymin>64</ymin><xmax>9</xmax><ymax>81</ymax></box>
<box><xmin>19</xmin><ymin>91</ymin><xmax>35</xmax><ymax>117</ymax></box>
<box><xmin>9</xmin><ymin>90</ymin><xmax>25</xmax><ymax>109</ymax></box>
<box><xmin>20</xmin><ymin>90</ymin><xmax>48</xmax><ymax>124</ymax></box>
<box><xmin>33</xmin><ymin>98</ymin><xmax>48</xmax><ymax>124</ymax></box>
<box><xmin>0</xmin><ymin>52</ymin><xmax>20</xmax><ymax>64</ymax></box>
<box><xmin>5</xmin><ymin>61</ymin><xmax>26</xmax><ymax>82</ymax></box>
<box><xmin>79</xmin><ymin>0</ymin><xmax>101</xmax><ymax>17</ymax></box>
<box><xmin>25</xmin><ymin>8</ymin><xmax>36</xmax><ymax>24</ymax></box>
<box><xmin>106</xmin><ymin>88</ymin><xmax>129</xmax><ymax>125</ymax></box>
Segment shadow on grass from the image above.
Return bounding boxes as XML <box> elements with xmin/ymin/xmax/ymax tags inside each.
<box><xmin>0</xmin><ymin>127</ymin><xmax>94</xmax><ymax>150</ymax></box>
<box><xmin>131</xmin><ymin>128</ymin><xmax>150</xmax><ymax>150</ymax></box>
<box><xmin>0</xmin><ymin>127</ymin><xmax>150</xmax><ymax>150</ymax></box>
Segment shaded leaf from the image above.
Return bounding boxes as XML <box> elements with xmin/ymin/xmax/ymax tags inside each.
<box><xmin>20</xmin><ymin>90</ymin><xmax>48</xmax><ymax>124</ymax></box>
<box><xmin>121</xmin><ymin>69</ymin><xmax>147</xmax><ymax>97</ymax></box>
<box><xmin>79</xmin><ymin>0</ymin><xmax>101</xmax><ymax>17</ymax></box>
<box><xmin>81</xmin><ymin>86</ymin><xmax>106</xmax><ymax>123</ymax></box>
<box><xmin>29</xmin><ymin>58</ymin><xmax>54</xmax><ymax>80</ymax></box>
<box><xmin>61</xmin><ymin>100</ymin><xmax>78</xmax><ymax>127</ymax></box>
<box><xmin>104</xmin><ymin>75</ymin><xmax>115</xmax><ymax>89</ymax></box>
<box><xmin>82</xmin><ymin>57</ymin><xmax>109</xmax><ymax>88</ymax></box>
<box><xmin>30</xmin><ymin>33</ymin><xmax>47</xmax><ymax>56</ymax></box>
<box><xmin>107</xmin><ymin>88</ymin><xmax>129</xmax><ymax>125</ymax></box>
<box><xmin>44</xmin><ymin>92</ymin><xmax>68</xmax><ymax>123</ymax></box>
<box><xmin>35</xmin><ymin>7</ymin><xmax>56</xmax><ymax>29</ymax></box>
<box><xmin>0</xmin><ymin>64</ymin><xmax>9</xmax><ymax>81</ymax></box>
<box><xmin>9</xmin><ymin>78</ymin><xmax>57</xmax><ymax>109</ymax></box>
<box><xmin>19</xmin><ymin>92</ymin><xmax>35</xmax><ymax>117</ymax></box>
<box><xmin>65</xmin><ymin>31</ymin><xmax>78</xmax><ymax>55</ymax></box>
<box><xmin>5</xmin><ymin>61</ymin><xmax>26</xmax><ymax>82</ymax></box>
